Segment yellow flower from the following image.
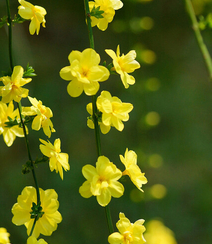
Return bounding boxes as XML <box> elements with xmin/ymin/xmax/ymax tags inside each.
<box><xmin>60</xmin><ymin>48</ymin><xmax>109</xmax><ymax>97</ymax></box>
<box><xmin>79</xmin><ymin>156</ymin><xmax>124</xmax><ymax>206</ymax></box>
<box><xmin>120</xmin><ymin>149</ymin><xmax>147</xmax><ymax>192</ymax></box>
<box><xmin>105</xmin><ymin>45</ymin><xmax>140</xmax><ymax>88</ymax></box>
<box><xmin>12</xmin><ymin>186</ymin><xmax>62</xmax><ymax>238</ymax></box>
<box><xmin>22</xmin><ymin>96</ymin><xmax>55</xmax><ymax>138</ymax></box>
<box><xmin>96</xmin><ymin>91</ymin><xmax>133</xmax><ymax>131</ymax></box>
<box><xmin>89</xmin><ymin>0</ymin><xmax>123</xmax><ymax>31</ymax></box>
<box><xmin>0</xmin><ymin>101</ymin><xmax>25</xmax><ymax>147</ymax></box>
<box><xmin>0</xmin><ymin>228</ymin><xmax>10</xmax><ymax>244</ymax></box>
<box><xmin>0</xmin><ymin>66</ymin><xmax>31</xmax><ymax>103</ymax></box>
<box><xmin>27</xmin><ymin>236</ymin><xmax>47</xmax><ymax>244</ymax></box>
<box><xmin>18</xmin><ymin>0</ymin><xmax>47</xmax><ymax>35</ymax></box>
<box><xmin>86</xmin><ymin>102</ymin><xmax>111</xmax><ymax>134</ymax></box>
<box><xmin>144</xmin><ymin>220</ymin><xmax>177</xmax><ymax>244</ymax></box>
<box><xmin>39</xmin><ymin>138</ymin><xmax>70</xmax><ymax>180</ymax></box>
<box><xmin>108</xmin><ymin>213</ymin><xmax>146</xmax><ymax>244</ymax></box>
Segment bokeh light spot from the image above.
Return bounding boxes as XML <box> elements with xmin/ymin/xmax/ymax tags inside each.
<box><xmin>130</xmin><ymin>188</ymin><xmax>144</xmax><ymax>202</ymax></box>
<box><xmin>140</xmin><ymin>17</ymin><xmax>154</xmax><ymax>30</ymax></box>
<box><xmin>145</xmin><ymin>111</ymin><xmax>160</xmax><ymax>126</ymax></box>
<box><xmin>145</xmin><ymin>77</ymin><xmax>160</xmax><ymax>91</ymax></box>
<box><xmin>150</xmin><ymin>184</ymin><xmax>167</xmax><ymax>199</ymax></box>
<box><xmin>140</xmin><ymin>50</ymin><xmax>156</xmax><ymax>64</ymax></box>
<box><xmin>148</xmin><ymin>154</ymin><xmax>163</xmax><ymax>168</ymax></box>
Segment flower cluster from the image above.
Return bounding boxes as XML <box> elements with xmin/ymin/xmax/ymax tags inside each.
<box><xmin>59</xmin><ymin>0</ymin><xmax>147</xmax><ymax>242</ymax></box>
<box><xmin>0</xmin><ymin>1</ymin><xmax>70</xmax><ymax>243</ymax></box>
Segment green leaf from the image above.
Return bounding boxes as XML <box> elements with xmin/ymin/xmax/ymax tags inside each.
<box><xmin>30</xmin><ymin>202</ymin><xmax>44</xmax><ymax>219</ymax></box>
<box><xmin>4</xmin><ymin>116</ymin><xmax>19</xmax><ymax>128</ymax></box>
<box><xmin>12</xmin><ymin>14</ymin><xmax>25</xmax><ymax>24</ymax></box>
<box><xmin>22</xmin><ymin>161</ymin><xmax>33</xmax><ymax>174</ymax></box>
<box><xmin>35</xmin><ymin>155</ymin><xmax>49</xmax><ymax>165</ymax></box>
<box><xmin>0</xmin><ymin>16</ymin><xmax>8</xmax><ymax>28</ymax></box>
<box><xmin>24</xmin><ymin>64</ymin><xmax>37</xmax><ymax>77</ymax></box>
<box><xmin>90</xmin><ymin>6</ymin><xmax>104</xmax><ymax>19</ymax></box>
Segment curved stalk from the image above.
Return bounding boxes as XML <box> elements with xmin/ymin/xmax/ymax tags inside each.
<box><xmin>185</xmin><ymin>0</ymin><xmax>212</xmax><ymax>81</ymax></box>
<box><xmin>5</xmin><ymin>0</ymin><xmax>40</xmax><ymax>236</ymax></box>
<box><xmin>83</xmin><ymin>0</ymin><xmax>114</xmax><ymax>234</ymax></box>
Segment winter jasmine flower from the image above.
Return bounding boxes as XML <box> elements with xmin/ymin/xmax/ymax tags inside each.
<box><xmin>79</xmin><ymin>156</ymin><xmax>124</xmax><ymax>206</ymax></box>
<box><xmin>22</xmin><ymin>96</ymin><xmax>55</xmax><ymax>138</ymax></box>
<box><xmin>0</xmin><ymin>101</ymin><xmax>25</xmax><ymax>147</ymax></box>
<box><xmin>96</xmin><ymin>90</ymin><xmax>133</xmax><ymax>131</ymax></box>
<box><xmin>105</xmin><ymin>45</ymin><xmax>140</xmax><ymax>88</ymax></box>
<box><xmin>18</xmin><ymin>0</ymin><xmax>47</xmax><ymax>35</ymax></box>
<box><xmin>12</xmin><ymin>186</ymin><xmax>62</xmax><ymax>238</ymax></box>
<box><xmin>0</xmin><ymin>66</ymin><xmax>31</xmax><ymax>103</ymax></box>
<box><xmin>120</xmin><ymin>149</ymin><xmax>147</xmax><ymax>191</ymax></box>
<box><xmin>108</xmin><ymin>213</ymin><xmax>146</xmax><ymax>244</ymax></box>
<box><xmin>39</xmin><ymin>138</ymin><xmax>70</xmax><ymax>180</ymax></box>
<box><xmin>60</xmin><ymin>48</ymin><xmax>109</xmax><ymax>97</ymax></box>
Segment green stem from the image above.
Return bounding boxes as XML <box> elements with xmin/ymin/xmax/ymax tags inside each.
<box><xmin>29</xmin><ymin>216</ymin><xmax>38</xmax><ymax>237</ymax></box>
<box><xmin>5</xmin><ymin>0</ymin><xmax>40</xmax><ymax>236</ymax></box>
<box><xmin>5</xmin><ymin>0</ymin><xmax>14</xmax><ymax>70</ymax></box>
<box><xmin>83</xmin><ymin>0</ymin><xmax>114</xmax><ymax>234</ymax></box>
<box><xmin>84</xmin><ymin>0</ymin><xmax>95</xmax><ymax>49</ymax></box>
<box><xmin>185</xmin><ymin>0</ymin><xmax>212</xmax><ymax>81</ymax></box>
<box><xmin>92</xmin><ymin>95</ymin><xmax>102</xmax><ymax>157</ymax></box>
<box><xmin>17</xmin><ymin>103</ymin><xmax>40</xmax><ymax>205</ymax></box>
<box><xmin>105</xmin><ymin>206</ymin><xmax>114</xmax><ymax>234</ymax></box>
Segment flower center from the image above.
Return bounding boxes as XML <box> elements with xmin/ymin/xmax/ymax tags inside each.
<box><xmin>98</xmin><ymin>176</ymin><xmax>109</xmax><ymax>188</ymax></box>
<box><xmin>123</xmin><ymin>231</ymin><xmax>133</xmax><ymax>244</ymax></box>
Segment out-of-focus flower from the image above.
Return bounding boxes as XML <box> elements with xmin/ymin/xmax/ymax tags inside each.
<box><xmin>27</xmin><ymin>236</ymin><xmax>48</xmax><ymax>244</ymax></box>
<box><xmin>12</xmin><ymin>186</ymin><xmax>62</xmax><ymax>238</ymax></box>
<box><xmin>39</xmin><ymin>138</ymin><xmax>70</xmax><ymax>180</ymax></box>
<box><xmin>60</xmin><ymin>48</ymin><xmax>109</xmax><ymax>97</ymax></box>
<box><xmin>86</xmin><ymin>102</ymin><xmax>111</xmax><ymax>134</ymax></box>
<box><xmin>0</xmin><ymin>228</ymin><xmax>10</xmax><ymax>244</ymax></box>
<box><xmin>89</xmin><ymin>0</ymin><xmax>123</xmax><ymax>31</ymax></box>
<box><xmin>0</xmin><ymin>66</ymin><xmax>31</xmax><ymax>103</ymax></box>
<box><xmin>105</xmin><ymin>45</ymin><xmax>140</xmax><ymax>88</ymax></box>
<box><xmin>144</xmin><ymin>220</ymin><xmax>178</xmax><ymax>244</ymax></box>
<box><xmin>79</xmin><ymin>156</ymin><xmax>124</xmax><ymax>206</ymax></box>
<box><xmin>96</xmin><ymin>91</ymin><xmax>133</xmax><ymax>131</ymax></box>
<box><xmin>108</xmin><ymin>212</ymin><xmax>146</xmax><ymax>244</ymax></box>
<box><xmin>0</xmin><ymin>101</ymin><xmax>25</xmax><ymax>147</ymax></box>
<box><xmin>120</xmin><ymin>148</ymin><xmax>147</xmax><ymax>191</ymax></box>
<box><xmin>22</xmin><ymin>96</ymin><xmax>55</xmax><ymax>138</ymax></box>
<box><xmin>18</xmin><ymin>0</ymin><xmax>47</xmax><ymax>35</ymax></box>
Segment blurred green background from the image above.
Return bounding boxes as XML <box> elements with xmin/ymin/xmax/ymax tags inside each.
<box><xmin>1</xmin><ymin>0</ymin><xmax>212</xmax><ymax>243</ymax></box>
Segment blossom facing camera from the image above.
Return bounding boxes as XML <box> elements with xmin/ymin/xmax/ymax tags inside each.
<box><xmin>0</xmin><ymin>101</ymin><xmax>25</xmax><ymax>147</ymax></box>
<box><xmin>39</xmin><ymin>138</ymin><xmax>70</xmax><ymax>180</ymax></box>
<box><xmin>89</xmin><ymin>0</ymin><xmax>123</xmax><ymax>31</ymax></box>
<box><xmin>108</xmin><ymin>213</ymin><xmax>146</xmax><ymax>244</ymax></box>
<box><xmin>18</xmin><ymin>0</ymin><xmax>47</xmax><ymax>35</ymax></box>
<box><xmin>105</xmin><ymin>45</ymin><xmax>140</xmax><ymax>88</ymax></box>
<box><xmin>96</xmin><ymin>90</ymin><xmax>133</xmax><ymax>131</ymax></box>
<box><xmin>12</xmin><ymin>186</ymin><xmax>62</xmax><ymax>238</ymax></box>
<box><xmin>60</xmin><ymin>48</ymin><xmax>109</xmax><ymax>97</ymax></box>
<box><xmin>22</xmin><ymin>96</ymin><xmax>55</xmax><ymax>138</ymax></box>
<box><xmin>0</xmin><ymin>66</ymin><xmax>31</xmax><ymax>103</ymax></box>
<box><xmin>0</xmin><ymin>228</ymin><xmax>10</xmax><ymax>244</ymax></box>
<box><xmin>27</xmin><ymin>236</ymin><xmax>48</xmax><ymax>244</ymax></box>
<box><xmin>120</xmin><ymin>148</ymin><xmax>147</xmax><ymax>191</ymax></box>
<box><xmin>79</xmin><ymin>156</ymin><xmax>124</xmax><ymax>206</ymax></box>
